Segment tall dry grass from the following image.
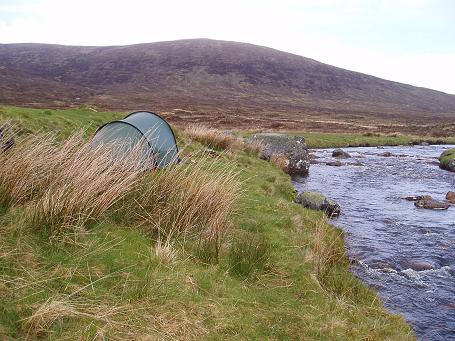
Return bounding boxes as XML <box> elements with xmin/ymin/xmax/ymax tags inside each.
<box><xmin>31</xmin><ymin>140</ymin><xmax>150</xmax><ymax>232</ymax></box>
<box><xmin>185</xmin><ymin>125</ymin><xmax>243</xmax><ymax>150</ymax></box>
<box><xmin>309</xmin><ymin>214</ymin><xmax>375</xmax><ymax>303</ymax></box>
<box><xmin>243</xmin><ymin>138</ymin><xmax>265</xmax><ymax>156</ymax></box>
<box><xmin>0</xmin><ymin>124</ymin><xmax>241</xmax><ymax>253</ymax></box>
<box><xmin>22</xmin><ymin>296</ymin><xmax>144</xmax><ymax>339</ymax></box>
<box><xmin>0</xmin><ymin>131</ymin><xmax>58</xmax><ymax>206</ymax></box>
<box><xmin>131</xmin><ymin>153</ymin><xmax>241</xmax><ymax>260</ymax></box>
<box><xmin>312</xmin><ymin>215</ymin><xmax>344</xmax><ymax>279</ymax></box>
<box><xmin>269</xmin><ymin>154</ymin><xmax>289</xmax><ymax>173</ymax></box>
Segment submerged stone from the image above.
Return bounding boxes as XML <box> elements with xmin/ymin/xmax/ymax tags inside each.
<box><xmin>326</xmin><ymin>160</ymin><xmax>343</xmax><ymax>167</ymax></box>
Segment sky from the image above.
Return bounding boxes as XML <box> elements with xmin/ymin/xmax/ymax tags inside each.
<box><xmin>1</xmin><ymin>0</ymin><xmax>454</xmax><ymax>94</ymax></box>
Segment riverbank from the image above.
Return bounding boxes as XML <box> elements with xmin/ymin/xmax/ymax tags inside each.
<box><xmin>239</xmin><ymin>130</ymin><xmax>455</xmax><ymax>149</ymax></box>
<box><xmin>0</xmin><ymin>106</ymin><xmax>414</xmax><ymax>339</ymax></box>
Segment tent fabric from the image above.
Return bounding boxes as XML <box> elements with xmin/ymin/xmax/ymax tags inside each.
<box><xmin>92</xmin><ymin>111</ymin><xmax>179</xmax><ymax>168</ymax></box>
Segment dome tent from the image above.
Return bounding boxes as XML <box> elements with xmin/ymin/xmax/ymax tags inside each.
<box><xmin>92</xmin><ymin>111</ymin><xmax>179</xmax><ymax>168</ymax></box>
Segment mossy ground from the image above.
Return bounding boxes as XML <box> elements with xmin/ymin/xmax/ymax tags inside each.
<box><xmin>439</xmin><ymin>148</ymin><xmax>455</xmax><ymax>170</ymax></box>
<box><xmin>0</xmin><ymin>106</ymin><xmax>415</xmax><ymax>340</ymax></box>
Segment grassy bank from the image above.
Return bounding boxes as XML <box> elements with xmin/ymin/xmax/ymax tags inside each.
<box><xmin>286</xmin><ymin>132</ymin><xmax>455</xmax><ymax>149</ymax></box>
<box><xmin>0</xmin><ymin>107</ymin><xmax>414</xmax><ymax>340</ymax></box>
<box><xmin>240</xmin><ymin>129</ymin><xmax>455</xmax><ymax>149</ymax></box>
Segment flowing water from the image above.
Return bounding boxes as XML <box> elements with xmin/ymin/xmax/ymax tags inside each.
<box><xmin>292</xmin><ymin>145</ymin><xmax>455</xmax><ymax>341</ymax></box>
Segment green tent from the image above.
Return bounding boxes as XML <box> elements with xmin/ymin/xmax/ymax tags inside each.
<box><xmin>92</xmin><ymin>111</ymin><xmax>179</xmax><ymax>168</ymax></box>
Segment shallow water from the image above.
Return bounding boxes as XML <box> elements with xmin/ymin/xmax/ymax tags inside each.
<box><xmin>292</xmin><ymin>145</ymin><xmax>455</xmax><ymax>341</ymax></box>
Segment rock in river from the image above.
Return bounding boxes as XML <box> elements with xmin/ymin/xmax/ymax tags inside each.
<box><xmin>403</xmin><ymin>195</ymin><xmax>433</xmax><ymax>201</ymax></box>
<box><xmin>446</xmin><ymin>191</ymin><xmax>455</xmax><ymax>204</ymax></box>
<box><xmin>246</xmin><ymin>133</ymin><xmax>310</xmax><ymax>176</ymax></box>
<box><xmin>401</xmin><ymin>260</ymin><xmax>434</xmax><ymax>271</ymax></box>
<box><xmin>295</xmin><ymin>191</ymin><xmax>341</xmax><ymax>217</ymax></box>
<box><xmin>415</xmin><ymin>198</ymin><xmax>450</xmax><ymax>210</ymax></box>
<box><xmin>332</xmin><ymin>148</ymin><xmax>351</xmax><ymax>158</ymax></box>
<box><xmin>326</xmin><ymin>160</ymin><xmax>343</xmax><ymax>167</ymax></box>
<box><xmin>380</xmin><ymin>152</ymin><xmax>393</xmax><ymax>157</ymax></box>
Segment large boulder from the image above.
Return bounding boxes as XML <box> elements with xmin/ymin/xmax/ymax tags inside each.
<box><xmin>294</xmin><ymin>191</ymin><xmax>341</xmax><ymax>217</ymax></box>
<box><xmin>246</xmin><ymin>133</ymin><xmax>310</xmax><ymax>175</ymax></box>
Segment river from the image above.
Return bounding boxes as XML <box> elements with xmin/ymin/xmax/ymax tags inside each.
<box><xmin>292</xmin><ymin>144</ymin><xmax>455</xmax><ymax>341</ymax></box>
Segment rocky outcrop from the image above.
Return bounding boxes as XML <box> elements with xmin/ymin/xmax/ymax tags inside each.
<box><xmin>439</xmin><ymin>148</ymin><xmax>455</xmax><ymax>172</ymax></box>
<box><xmin>294</xmin><ymin>191</ymin><xmax>341</xmax><ymax>217</ymax></box>
<box><xmin>332</xmin><ymin>149</ymin><xmax>351</xmax><ymax>158</ymax></box>
<box><xmin>246</xmin><ymin>133</ymin><xmax>310</xmax><ymax>175</ymax></box>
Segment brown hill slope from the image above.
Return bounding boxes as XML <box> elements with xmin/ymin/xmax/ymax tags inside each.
<box><xmin>1</xmin><ymin>39</ymin><xmax>455</xmax><ymax>126</ymax></box>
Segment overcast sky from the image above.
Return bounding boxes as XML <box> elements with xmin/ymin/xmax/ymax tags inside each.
<box><xmin>1</xmin><ymin>0</ymin><xmax>454</xmax><ymax>94</ymax></box>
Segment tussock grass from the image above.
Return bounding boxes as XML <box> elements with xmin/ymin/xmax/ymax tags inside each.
<box><xmin>310</xmin><ymin>214</ymin><xmax>374</xmax><ymax>303</ymax></box>
<box><xmin>228</xmin><ymin>232</ymin><xmax>270</xmax><ymax>277</ymax></box>
<box><xmin>0</xmin><ymin>131</ymin><xmax>59</xmax><ymax>207</ymax></box>
<box><xmin>131</xmin><ymin>153</ymin><xmax>241</xmax><ymax>260</ymax></box>
<box><xmin>31</xmin><ymin>139</ymin><xmax>148</xmax><ymax>232</ymax></box>
<box><xmin>23</xmin><ymin>296</ymin><xmax>141</xmax><ymax>339</ymax></box>
<box><xmin>243</xmin><ymin>138</ymin><xmax>265</xmax><ymax>156</ymax></box>
<box><xmin>153</xmin><ymin>239</ymin><xmax>178</xmax><ymax>264</ymax></box>
<box><xmin>269</xmin><ymin>154</ymin><xmax>289</xmax><ymax>173</ymax></box>
<box><xmin>0</xmin><ymin>123</ymin><xmax>241</xmax><ymax>258</ymax></box>
<box><xmin>185</xmin><ymin>124</ymin><xmax>243</xmax><ymax>150</ymax></box>
<box><xmin>312</xmin><ymin>215</ymin><xmax>345</xmax><ymax>280</ymax></box>
<box><xmin>0</xmin><ymin>128</ymin><xmax>150</xmax><ymax>232</ymax></box>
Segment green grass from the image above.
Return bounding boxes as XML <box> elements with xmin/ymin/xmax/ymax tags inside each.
<box><xmin>0</xmin><ymin>106</ymin><xmax>415</xmax><ymax>339</ymax></box>
<box><xmin>302</xmin><ymin>132</ymin><xmax>428</xmax><ymax>148</ymax></box>
<box><xmin>241</xmin><ymin>130</ymin><xmax>455</xmax><ymax>149</ymax></box>
<box><xmin>0</xmin><ymin>105</ymin><xmax>123</xmax><ymax>138</ymax></box>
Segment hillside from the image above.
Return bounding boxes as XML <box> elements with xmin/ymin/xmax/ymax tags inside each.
<box><xmin>1</xmin><ymin>39</ymin><xmax>455</xmax><ymax>124</ymax></box>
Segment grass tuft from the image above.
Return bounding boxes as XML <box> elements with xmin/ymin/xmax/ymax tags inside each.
<box><xmin>30</xmin><ymin>138</ymin><xmax>148</xmax><ymax>233</ymax></box>
<box><xmin>131</xmin><ymin>153</ymin><xmax>241</xmax><ymax>261</ymax></box>
<box><xmin>228</xmin><ymin>232</ymin><xmax>270</xmax><ymax>277</ymax></box>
